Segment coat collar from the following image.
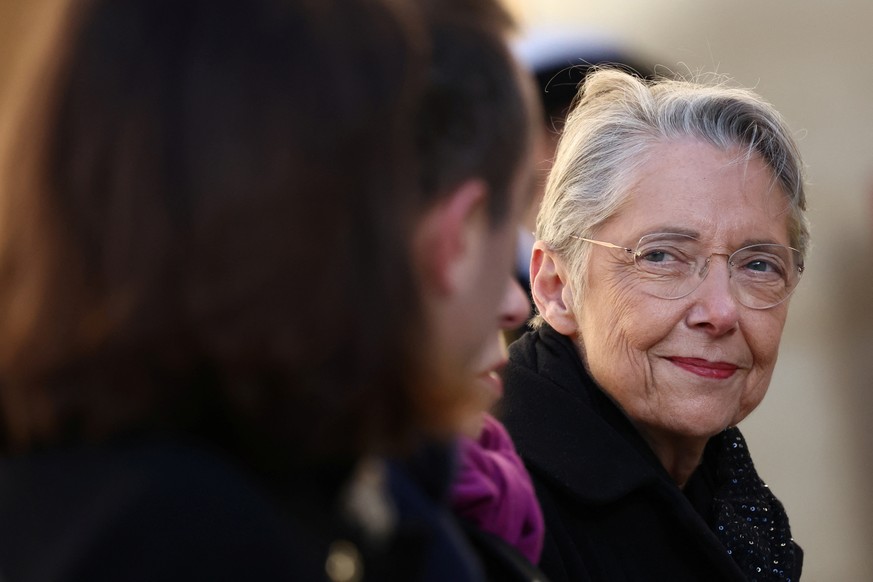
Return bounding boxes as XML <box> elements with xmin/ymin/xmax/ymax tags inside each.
<box><xmin>500</xmin><ymin>325</ymin><xmax>672</xmax><ymax>503</ymax></box>
<box><xmin>501</xmin><ymin>325</ymin><xmax>803</xmax><ymax>580</ymax></box>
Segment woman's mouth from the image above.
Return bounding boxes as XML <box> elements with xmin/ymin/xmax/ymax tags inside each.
<box><xmin>477</xmin><ymin>369</ymin><xmax>504</xmax><ymax>399</ymax></box>
<box><xmin>668</xmin><ymin>357</ymin><xmax>738</xmax><ymax>379</ymax></box>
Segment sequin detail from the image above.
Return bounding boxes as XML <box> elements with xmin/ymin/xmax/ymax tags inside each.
<box><xmin>712</xmin><ymin>428</ymin><xmax>800</xmax><ymax>581</ymax></box>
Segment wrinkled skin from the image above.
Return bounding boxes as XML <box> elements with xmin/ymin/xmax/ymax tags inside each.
<box><xmin>547</xmin><ymin>139</ymin><xmax>794</xmax><ymax>483</ymax></box>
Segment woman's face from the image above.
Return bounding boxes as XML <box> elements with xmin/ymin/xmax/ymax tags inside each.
<box><xmin>575</xmin><ymin>139</ymin><xmax>793</xmax><ymax>442</ymax></box>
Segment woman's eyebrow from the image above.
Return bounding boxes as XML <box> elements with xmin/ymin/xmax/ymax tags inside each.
<box><xmin>737</xmin><ymin>237</ymin><xmax>787</xmax><ymax>247</ymax></box>
<box><xmin>636</xmin><ymin>227</ymin><xmax>701</xmax><ymax>239</ymax></box>
<box><xmin>636</xmin><ymin>230</ymin><xmax>787</xmax><ymax>248</ymax></box>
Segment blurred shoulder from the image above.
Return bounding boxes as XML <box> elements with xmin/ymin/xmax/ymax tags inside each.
<box><xmin>0</xmin><ymin>439</ymin><xmax>326</xmax><ymax>581</ymax></box>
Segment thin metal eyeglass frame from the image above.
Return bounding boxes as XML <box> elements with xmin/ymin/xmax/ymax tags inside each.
<box><xmin>568</xmin><ymin>234</ymin><xmax>805</xmax><ymax>310</ymax></box>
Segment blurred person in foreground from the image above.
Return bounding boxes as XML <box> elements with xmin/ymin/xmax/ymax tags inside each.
<box><xmin>397</xmin><ymin>2</ymin><xmax>549</xmax><ymax>579</ymax></box>
<box><xmin>0</xmin><ymin>0</ymin><xmax>537</xmax><ymax>580</ymax></box>
<box><xmin>448</xmin><ymin>301</ymin><xmax>547</xmax><ymax>581</ymax></box>
<box><xmin>501</xmin><ymin>68</ymin><xmax>807</xmax><ymax>581</ymax></box>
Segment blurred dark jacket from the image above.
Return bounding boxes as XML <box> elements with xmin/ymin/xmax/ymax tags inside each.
<box><xmin>0</xmin><ymin>438</ymin><xmax>329</xmax><ymax>581</ymax></box>
<box><xmin>0</xmin><ymin>437</ymin><xmax>485</xmax><ymax>581</ymax></box>
<box><xmin>393</xmin><ymin>442</ymin><xmax>551</xmax><ymax>582</ymax></box>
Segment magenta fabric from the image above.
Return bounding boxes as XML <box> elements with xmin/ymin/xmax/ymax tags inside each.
<box><xmin>450</xmin><ymin>413</ymin><xmax>545</xmax><ymax>564</ymax></box>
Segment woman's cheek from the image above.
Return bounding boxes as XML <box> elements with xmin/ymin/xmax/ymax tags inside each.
<box><xmin>734</xmin><ymin>364</ymin><xmax>775</xmax><ymax>425</ymax></box>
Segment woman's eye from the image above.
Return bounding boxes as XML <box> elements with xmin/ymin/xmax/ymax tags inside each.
<box><xmin>745</xmin><ymin>259</ymin><xmax>782</xmax><ymax>274</ymax></box>
<box><xmin>640</xmin><ymin>249</ymin><xmax>679</xmax><ymax>263</ymax></box>
<box><xmin>642</xmin><ymin>251</ymin><xmax>667</xmax><ymax>262</ymax></box>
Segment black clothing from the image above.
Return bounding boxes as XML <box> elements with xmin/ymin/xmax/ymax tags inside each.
<box><xmin>389</xmin><ymin>445</ymin><xmax>485</xmax><ymax>582</ymax></box>
<box><xmin>0</xmin><ymin>438</ymin><xmax>325</xmax><ymax>581</ymax></box>
<box><xmin>393</xmin><ymin>443</ymin><xmax>552</xmax><ymax>582</ymax></box>
<box><xmin>460</xmin><ymin>522</ymin><xmax>552</xmax><ymax>582</ymax></box>
<box><xmin>500</xmin><ymin>325</ymin><xmax>802</xmax><ymax>582</ymax></box>
<box><xmin>0</xmin><ymin>437</ymin><xmax>484</xmax><ymax>581</ymax></box>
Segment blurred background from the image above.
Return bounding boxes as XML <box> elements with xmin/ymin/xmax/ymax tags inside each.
<box><xmin>2</xmin><ymin>0</ymin><xmax>871</xmax><ymax>579</ymax></box>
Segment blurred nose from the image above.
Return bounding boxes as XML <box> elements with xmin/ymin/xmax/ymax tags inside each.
<box><xmin>685</xmin><ymin>255</ymin><xmax>740</xmax><ymax>335</ymax></box>
<box><xmin>499</xmin><ymin>277</ymin><xmax>531</xmax><ymax>330</ymax></box>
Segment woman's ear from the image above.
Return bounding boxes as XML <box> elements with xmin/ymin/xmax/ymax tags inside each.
<box><xmin>530</xmin><ymin>241</ymin><xmax>578</xmax><ymax>336</ymax></box>
<box><xmin>414</xmin><ymin>179</ymin><xmax>488</xmax><ymax>297</ymax></box>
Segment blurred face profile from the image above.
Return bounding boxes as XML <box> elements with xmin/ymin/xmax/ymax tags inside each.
<box><xmin>575</xmin><ymin>139</ymin><xmax>792</xmax><ymax>442</ymax></box>
<box><xmin>418</xmin><ymin>57</ymin><xmax>540</xmax><ymax>436</ymax></box>
<box><xmin>461</xmin><ymin>276</ymin><xmax>529</xmax><ymax>437</ymax></box>
<box><xmin>454</xmin><ymin>145</ymin><xmax>534</xmax><ymax>393</ymax></box>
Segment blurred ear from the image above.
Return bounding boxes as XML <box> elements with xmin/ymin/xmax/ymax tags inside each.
<box><xmin>415</xmin><ymin>179</ymin><xmax>488</xmax><ymax>296</ymax></box>
<box><xmin>530</xmin><ymin>241</ymin><xmax>578</xmax><ymax>335</ymax></box>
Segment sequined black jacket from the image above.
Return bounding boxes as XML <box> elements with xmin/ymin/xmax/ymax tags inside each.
<box><xmin>500</xmin><ymin>325</ymin><xmax>803</xmax><ymax>582</ymax></box>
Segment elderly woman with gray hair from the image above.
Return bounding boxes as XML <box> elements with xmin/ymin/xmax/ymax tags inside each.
<box><xmin>500</xmin><ymin>68</ymin><xmax>806</xmax><ymax>581</ymax></box>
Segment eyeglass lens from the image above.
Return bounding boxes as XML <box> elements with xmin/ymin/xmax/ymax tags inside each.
<box><xmin>632</xmin><ymin>233</ymin><xmax>803</xmax><ymax>309</ymax></box>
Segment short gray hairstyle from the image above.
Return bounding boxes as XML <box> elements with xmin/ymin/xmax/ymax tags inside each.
<box><xmin>532</xmin><ymin>68</ymin><xmax>808</xmax><ymax>328</ymax></box>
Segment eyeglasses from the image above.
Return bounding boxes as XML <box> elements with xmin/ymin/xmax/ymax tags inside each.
<box><xmin>571</xmin><ymin>232</ymin><xmax>805</xmax><ymax>310</ymax></box>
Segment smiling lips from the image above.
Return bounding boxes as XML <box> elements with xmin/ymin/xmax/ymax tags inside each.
<box><xmin>668</xmin><ymin>357</ymin><xmax>739</xmax><ymax>379</ymax></box>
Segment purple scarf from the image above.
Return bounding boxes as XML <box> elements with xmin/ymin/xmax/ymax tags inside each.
<box><xmin>450</xmin><ymin>413</ymin><xmax>545</xmax><ymax>564</ymax></box>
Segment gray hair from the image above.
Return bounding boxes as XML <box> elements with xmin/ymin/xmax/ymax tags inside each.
<box><xmin>531</xmin><ymin>68</ymin><xmax>808</xmax><ymax>328</ymax></box>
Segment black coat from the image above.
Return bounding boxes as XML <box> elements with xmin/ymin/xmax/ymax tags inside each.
<box><xmin>0</xmin><ymin>437</ymin><xmax>485</xmax><ymax>581</ymax></box>
<box><xmin>0</xmin><ymin>438</ymin><xmax>329</xmax><ymax>581</ymax></box>
<box><xmin>500</xmin><ymin>325</ymin><xmax>802</xmax><ymax>582</ymax></box>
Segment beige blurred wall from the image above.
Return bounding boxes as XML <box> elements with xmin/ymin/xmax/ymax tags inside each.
<box><xmin>0</xmin><ymin>2</ymin><xmax>27</xmax><ymax>113</ymax></box>
<box><xmin>0</xmin><ymin>1</ymin><xmax>44</xmax><ymax>104</ymax></box>
<box><xmin>508</xmin><ymin>0</ymin><xmax>873</xmax><ymax>579</ymax></box>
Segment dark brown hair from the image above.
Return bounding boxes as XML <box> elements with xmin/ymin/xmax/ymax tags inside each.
<box><xmin>416</xmin><ymin>0</ymin><xmax>534</xmax><ymax>224</ymax></box>
<box><xmin>0</xmin><ymin>0</ymin><xmax>431</xmax><ymax>462</ymax></box>
<box><xmin>398</xmin><ymin>0</ymin><xmax>536</xmax><ymax>436</ymax></box>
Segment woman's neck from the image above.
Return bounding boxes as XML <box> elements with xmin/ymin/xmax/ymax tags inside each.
<box><xmin>635</xmin><ymin>426</ymin><xmax>708</xmax><ymax>489</ymax></box>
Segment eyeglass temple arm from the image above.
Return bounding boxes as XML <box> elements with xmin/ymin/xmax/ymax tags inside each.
<box><xmin>569</xmin><ymin>235</ymin><xmax>635</xmax><ymax>256</ymax></box>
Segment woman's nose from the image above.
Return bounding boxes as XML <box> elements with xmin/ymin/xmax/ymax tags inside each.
<box><xmin>685</xmin><ymin>256</ymin><xmax>740</xmax><ymax>335</ymax></box>
<box><xmin>499</xmin><ymin>277</ymin><xmax>531</xmax><ymax>330</ymax></box>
